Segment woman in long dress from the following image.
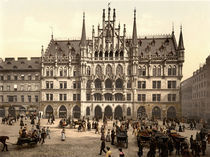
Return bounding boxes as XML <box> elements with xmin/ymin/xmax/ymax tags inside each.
<box><xmin>61</xmin><ymin>128</ymin><xmax>66</xmax><ymax>141</ymax></box>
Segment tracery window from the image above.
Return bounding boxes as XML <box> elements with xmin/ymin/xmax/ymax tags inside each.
<box><xmin>116</xmin><ymin>64</ymin><xmax>123</xmax><ymax>75</ymax></box>
<box><xmin>106</xmin><ymin>65</ymin><xmax>112</xmax><ymax>76</ymax></box>
<box><xmin>95</xmin><ymin>65</ymin><xmax>102</xmax><ymax>76</ymax></box>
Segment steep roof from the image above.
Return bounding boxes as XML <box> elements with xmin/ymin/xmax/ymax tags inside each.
<box><xmin>0</xmin><ymin>57</ymin><xmax>41</xmax><ymax>71</ymax></box>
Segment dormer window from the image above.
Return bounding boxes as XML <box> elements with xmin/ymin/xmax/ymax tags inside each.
<box><xmin>28</xmin><ymin>65</ymin><xmax>32</xmax><ymax>68</ymax></box>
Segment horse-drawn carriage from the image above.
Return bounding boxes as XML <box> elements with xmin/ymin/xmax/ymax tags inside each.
<box><xmin>16</xmin><ymin>137</ymin><xmax>39</xmax><ymax>146</ymax></box>
<box><xmin>116</xmin><ymin>126</ymin><xmax>128</xmax><ymax>148</ymax></box>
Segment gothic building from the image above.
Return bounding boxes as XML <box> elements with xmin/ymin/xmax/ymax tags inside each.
<box><xmin>40</xmin><ymin>7</ymin><xmax>185</xmax><ymax>119</ymax></box>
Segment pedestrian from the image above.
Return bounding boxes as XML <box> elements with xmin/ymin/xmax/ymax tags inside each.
<box><xmin>41</xmin><ymin>127</ymin><xmax>46</xmax><ymax>144</ymax></box>
<box><xmin>106</xmin><ymin>129</ymin><xmax>111</xmax><ymax>142</ymax></box>
<box><xmin>95</xmin><ymin>122</ymin><xmax>99</xmax><ymax>134</ymax></box>
<box><xmin>201</xmin><ymin>140</ymin><xmax>206</xmax><ymax>156</ymax></box>
<box><xmin>99</xmin><ymin>139</ymin><xmax>106</xmax><ymax>155</ymax></box>
<box><xmin>61</xmin><ymin>128</ymin><xmax>66</xmax><ymax>141</ymax></box>
<box><xmin>0</xmin><ymin>136</ymin><xmax>9</xmax><ymax>151</ymax></box>
<box><xmin>168</xmin><ymin>138</ymin><xmax>174</xmax><ymax>155</ymax></box>
<box><xmin>106</xmin><ymin>146</ymin><xmax>111</xmax><ymax>157</ymax></box>
<box><xmin>111</xmin><ymin>129</ymin><xmax>115</xmax><ymax>145</ymax></box>
<box><xmin>46</xmin><ymin>127</ymin><xmax>51</xmax><ymax>139</ymax></box>
<box><xmin>138</xmin><ymin>143</ymin><xmax>143</xmax><ymax>157</ymax></box>
<box><xmin>195</xmin><ymin>141</ymin><xmax>201</xmax><ymax>157</ymax></box>
<box><xmin>119</xmin><ymin>148</ymin><xmax>124</xmax><ymax>157</ymax></box>
<box><xmin>175</xmin><ymin>141</ymin><xmax>181</xmax><ymax>155</ymax></box>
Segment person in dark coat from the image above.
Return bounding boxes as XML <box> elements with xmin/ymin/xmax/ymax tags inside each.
<box><xmin>195</xmin><ymin>141</ymin><xmax>201</xmax><ymax>157</ymax></box>
<box><xmin>99</xmin><ymin>139</ymin><xmax>106</xmax><ymax>155</ymax></box>
<box><xmin>168</xmin><ymin>138</ymin><xmax>174</xmax><ymax>155</ymax></box>
<box><xmin>147</xmin><ymin>140</ymin><xmax>156</xmax><ymax>157</ymax></box>
<box><xmin>190</xmin><ymin>135</ymin><xmax>194</xmax><ymax>155</ymax></box>
<box><xmin>111</xmin><ymin>129</ymin><xmax>115</xmax><ymax>145</ymax></box>
<box><xmin>201</xmin><ymin>140</ymin><xmax>206</xmax><ymax>156</ymax></box>
<box><xmin>0</xmin><ymin>136</ymin><xmax>9</xmax><ymax>151</ymax></box>
<box><xmin>138</xmin><ymin>142</ymin><xmax>143</xmax><ymax>157</ymax></box>
<box><xmin>175</xmin><ymin>141</ymin><xmax>181</xmax><ymax>155</ymax></box>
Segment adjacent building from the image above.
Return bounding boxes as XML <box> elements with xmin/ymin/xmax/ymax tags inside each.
<box><xmin>0</xmin><ymin>57</ymin><xmax>41</xmax><ymax>117</ymax></box>
<box><xmin>181</xmin><ymin>55</ymin><xmax>210</xmax><ymax>121</ymax></box>
<box><xmin>0</xmin><ymin>7</ymin><xmax>185</xmax><ymax>119</ymax></box>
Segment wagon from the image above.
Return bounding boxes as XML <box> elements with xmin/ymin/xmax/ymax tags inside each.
<box><xmin>17</xmin><ymin>137</ymin><xmax>39</xmax><ymax>146</ymax></box>
<box><xmin>116</xmin><ymin>130</ymin><xmax>128</xmax><ymax>148</ymax></box>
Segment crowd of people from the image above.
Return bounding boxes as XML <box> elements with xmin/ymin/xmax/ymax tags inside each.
<box><xmin>1</xmin><ymin>113</ymin><xmax>210</xmax><ymax>157</ymax></box>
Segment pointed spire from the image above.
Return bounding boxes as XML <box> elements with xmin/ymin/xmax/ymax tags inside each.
<box><xmin>113</xmin><ymin>8</ymin><xmax>116</xmax><ymax>21</ymax></box>
<box><xmin>172</xmin><ymin>22</ymin><xmax>174</xmax><ymax>34</ymax></box>
<box><xmin>132</xmin><ymin>8</ymin><xmax>138</xmax><ymax>47</ymax></box>
<box><xmin>178</xmin><ymin>25</ymin><xmax>185</xmax><ymax>50</ymax></box>
<box><xmin>41</xmin><ymin>45</ymin><xmax>44</xmax><ymax>56</ymax></box>
<box><xmin>80</xmin><ymin>12</ymin><xmax>86</xmax><ymax>47</ymax></box>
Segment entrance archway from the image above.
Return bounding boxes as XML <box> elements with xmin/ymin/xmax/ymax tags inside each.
<box><xmin>114</xmin><ymin>106</ymin><xmax>123</xmax><ymax>120</ymax></box>
<box><xmin>45</xmin><ymin>105</ymin><xmax>53</xmax><ymax>118</ymax></box>
<box><xmin>152</xmin><ymin>106</ymin><xmax>161</xmax><ymax>119</ymax></box>
<box><xmin>0</xmin><ymin>107</ymin><xmax>5</xmax><ymax>117</ymax></box>
<box><xmin>59</xmin><ymin>105</ymin><xmax>67</xmax><ymax>118</ymax></box>
<box><xmin>8</xmin><ymin>106</ymin><xmax>16</xmax><ymax>117</ymax></box>
<box><xmin>167</xmin><ymin>106</ymin><xmax>176</xmax><ymax>119</ymax></box>
<box><xmin>104</xmin><ymin>106</ymin><xmax>112</xmax><ymax>119</ymax></box>
<box><xmin>73</xmin><ymin>105</ymin><xmax>81</xmax><ymax>119</ymax></box>
<box><xmin>95</xmin><ymin>105</ymin><xmax>102</xmax><ymax>119</ymax></box>
<box><xmin>137</xmin><ymin>106</ymin><xmax>146</xmax><ymax>118</ymax></box>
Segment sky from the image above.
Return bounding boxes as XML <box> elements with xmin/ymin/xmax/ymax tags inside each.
<box><xmin>0</xmin><ymin>0</ymin><xmax>210</xmax><ymax>80</ymax></box>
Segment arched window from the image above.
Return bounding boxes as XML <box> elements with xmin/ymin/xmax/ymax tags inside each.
<box><xmin>116</xmin><ymin>64</ymin><xmax>123</xmax><ymax>75</ymax></box>
<box><xmin>87</xmin><ymin>66</ymin><xmax>91</xmax><ymax>75</ymax></box>
<box><xmin>95</xmin><ymin>51</ymin><xmax>98</xmax><ymax>60</ymax></box>
<box><xmin>60</xmin><ymin>67</ymin><xmax>63</xmax><ymax>76</ymax></box>
<box><xmin>95</xmin><ymin>78</ymin><xmax>102</xmax><ymax>89</ymax></box>
<box><xmin>115</xmin><ymin>93</ymin><xmax>123</xmax><ymax>101</ymax></box>
<box><xmin>142</xmin><ymin>66</ymin><xmax>146</xmax><ymax>76</ymax></box>
<box><xmin>46</xmin><ymin>67</ymin><xmax>50</xmax><ymax>76</ymax></box>
<box><xmin>105</xmin><ymin>79</ymin><xmax>112</xmax><ymax>89</ymax></box>
<box><xmin>50</xmin><ymin>68</ymin><xmax>53</xmax><ymax>76</ymax></box>
<box><xmin>105</xmin><ymin>51</ymin><xmax>108</xmax><ymax>60</ymax></box>
<box><xmin>95</xmin><ymin>65</ymin><xmax>102</xmax><ymax>76</ymax></box>
<box><xmin>109</xmin><ymin>51</ymin><xmax>113</xmax><ymax>60</ymax></box>
<box><xmin>168</xmin><ymin>65</ymin><xmax>172</xmax><ymax>76</ymax></box>
<box><xmin>157</xmin><ymin>65</ymin><xmax>161</xmax><ymax>76</ymax></box>
<box><xmin>104</xmin><ymin>93</ymin><xmax>112</xmax><ymax>101</ymax></box>
<box><xmin>115</xmin><ymin>51</ymin><xmax>119</xmax><ymax>60</ymax></box>
<box><xmin>127</xmin><ymin>65</ymin><xmax>131</xmax><ymax>75</ymax></box>
<box><xmin>64</xmin><ymin>67</ymin><xmax>67</xmax><ymax>76</ymax></box>
<box><xmin>127</xmin><ymin>107</ymin><xmax>131</xmax><ymax>116</ymax></box>
<box><xmin>99</xmin><ymin>51</ymin><xmax>103</xmax><ymax>60</ymax></box>
<box><xmin>120</xmin><ymin>51</ymin><xmax>124</xmax><ymax>59</ymax></box>
<box><xmin>94</xmin><ymin>93</ymin><xmax>102</xmax><ymax>100</ymax></box>
<box><xmin>116</xmin><ymin>78</ymin><xmax>123</xmax><ymax>89</ymax></box>
<box><xmin>106</xmin><ymin>64</ymin><xmax>112</xmax><ymax>76</ymax></box>
<box><xmin>86</xmin><ymin>107</ymin><xmax>90</xmax><ymax>116</ymax></box>
<box><xmin>172</xmin><ymin>65</ymin><xmax>176</xmax><ymax>76</ymax></box>
<box><xmin>153</xmin><ymin>66</ymin><xmax>156</xmax><ymax>76</ymax></box>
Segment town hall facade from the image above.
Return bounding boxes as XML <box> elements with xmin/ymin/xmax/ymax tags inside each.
<box><xmin>0</xmin><ymin>7</ymin><xmax>185</xmax><ymax>119</ymax></box>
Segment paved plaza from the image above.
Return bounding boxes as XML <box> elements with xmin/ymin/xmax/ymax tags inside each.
<box><xmin>0</xmin><ymin>118</ymin><xmax>210</xmax><ymax>157</ymax></box>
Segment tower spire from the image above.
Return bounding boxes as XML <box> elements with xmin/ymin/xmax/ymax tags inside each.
<box><xmin>178</xmin><ymin>25</ymin><xmax>184</xmax><ymax>50</ymax></box>
<box><xmin>80</xmin><ymin>12</ymin><xmax>86</xmax><ymax>47</ymax></box>
<box><xmin>132</xmin><ymin>8</ymin><xmax>138</xmax><ymax>47</ymax></box>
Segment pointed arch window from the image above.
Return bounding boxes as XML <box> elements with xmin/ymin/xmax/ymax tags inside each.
<box><xmin>64</xmin><ymin>67</ymin><xmax>67</xmax><ymax>76</ymax></box>
<box><xmin>99</xmin><ymin>51</ymin><xmax>103</xmax><ymax>60</ymax></box>
<box><xmin>109</xmin><ymin>51</ymin><xmax>113</xmax><ymax>60</ymax></box>
<box><xmin>106</xmin><ymin>65</ymin><xmax>112</xmax><ymax>76</ymax></box>
<box><xmin>127</xmin><ymin>65</ymin><xmax>131</xmax><ymax>76</ymax></box>
<box><xmin>50</xmin><ymin>68</ymin><xmax>53</xmax><ymax>76</ymax></box>
<box><xmin>168</xmin><ymin>65</ymin><xmax>172</xmax><ymax>76</ymax></box>
<box><xmin>95</xmin><ymin>79</ymin><xmax>102</xmax><ymax>89</ymax></box>
<box><xmin>116</xmin><ymin>64</ymin><xmax>123</xmax><ymax>75</ymax></box>
<box><xmin>142</xmin><ymin>66</ymin><xmax>146</xmax><ymax>76</ymax></box>
<box><xmin>115</xmin><ymin>51</ymin><xmax>119</xmax><ymax>60</ymax></box>
<box><xmin>95</xmin><ymin>51</ymin><xmax>98</xmax><ymax>60</ymax></box>
<box><xmin>95</xmin><ymin>65</ymin><xmax>102</xmax><ymax>76</ymax></box>
<box><xmin>120</xmin><ymin>51</ymin><xmax>124</xmax><ymax>60</ymax></box>
<box><xmin>87</xmin><ymin>66</ymin><xmax>91</xmax><ymax>76</ymax></box>
<box><xmin>153</xmin><ymin>66</ymin><xmax>157</xmax><ymax>76</ymax></box>
<box><xmin>105</xmin><ymin>51</ymin><xmax>108</xmax><ymax>60</ymax></box>
<box><xmin>60</xmin><ymin>67</ymin><xmax>63</xmax><ymax>77</ymax></box>
<box><xmin>157</xmin><ymin>65</ymin><xmax>161</xmax><ymax>76</ymax></box>
<box><xmin>46</xmin><ymin>67</ymin><xmax>50</xmax><ymax>76</ymax></box>
<box><xmin>172</xmin><ymin>65</ymin><xmax>177</xmax><ymax>76</ymax></box>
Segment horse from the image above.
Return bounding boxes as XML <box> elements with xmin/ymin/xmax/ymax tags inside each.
<box><xmin>0</xmin><ymin>136</ymin><xmax>9</xmax><ymax>151</ymax></box>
